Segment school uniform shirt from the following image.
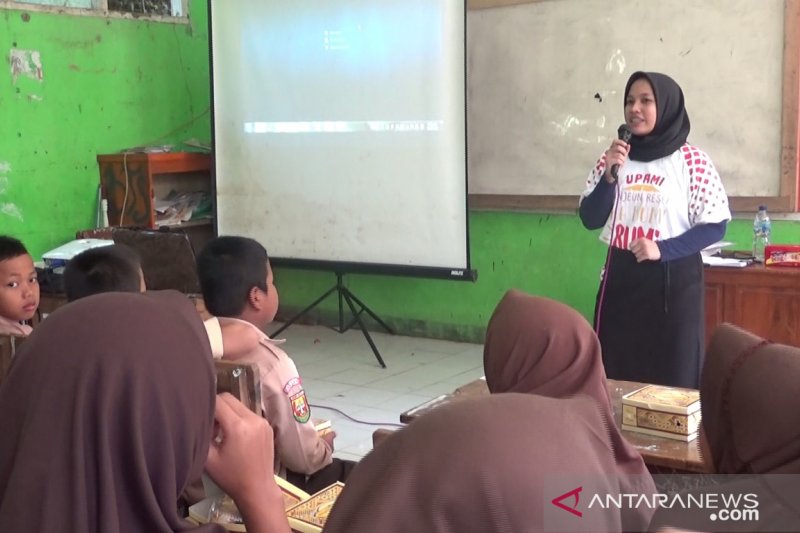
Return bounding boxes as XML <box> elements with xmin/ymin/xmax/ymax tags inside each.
<box><xmin>581</xmin><ymin>144</ymin><xmax>731</xmax><ymax>249</ymax></box>
<box><xmin>0</xmin><ymin>316</ymin><xmax>31</xmax><ymax>337</ymax></box>
<box><xmin>203</xmin><ymin>316</ymin><xmax>224</xmax><ymax>358</ymax></box>
<box><xmin>207</xmin><ymin>316</ymin><xmax>333</xmax><ymax>478</ymax></box>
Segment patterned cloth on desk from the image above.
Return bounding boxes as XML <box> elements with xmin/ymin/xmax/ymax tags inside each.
<box><xmin>483</xmin><ymin>289</ymin><xmax>657</xmax><ymax>531</ymax></box>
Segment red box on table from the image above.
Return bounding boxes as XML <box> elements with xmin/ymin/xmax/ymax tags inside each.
<box><xmin>765</xmin><ymin>245</ymin><xmax>800</xmax><ymax>267</ymax></box>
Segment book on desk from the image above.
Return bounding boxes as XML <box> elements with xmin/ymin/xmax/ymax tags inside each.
<box><xmin>621</xmin><ymin>384</ymin><xmax>701</xmax><ymax>442</ymax></box>
<box><xmin>189</xmin><ymin>478</ymin><xmax>344</xmax><ymax>532</ymax></box>
<box><xmin>399</xmin><ymin>378</ymin><xmax>706</xmax><ymax>473</ymax></box>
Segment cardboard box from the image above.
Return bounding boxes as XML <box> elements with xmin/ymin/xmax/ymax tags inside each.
<box><xmin>765</xmin><ymin>245</ymin><xmax>800</xmax><ymax>267</ymax></box>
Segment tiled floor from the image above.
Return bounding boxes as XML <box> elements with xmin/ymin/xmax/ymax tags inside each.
<box><xmin>273</xmin><ymin>322</ymin><xmax>484</xmax><ymax>462</ymax></box>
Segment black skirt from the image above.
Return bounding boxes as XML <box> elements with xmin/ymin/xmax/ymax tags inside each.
<box><xmin>594</xmin><ymin>247</ymin><xmax>704</xmax><ymax>388</ymax></box>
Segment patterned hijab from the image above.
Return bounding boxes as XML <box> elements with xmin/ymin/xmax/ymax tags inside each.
<box><xmin>701</xmin><ymin>324</ymin><xmax>800</xmax><ymax>474</ymax></box>
<box><xmin>0</xmin><ymin>291</ymin><xmax>224</xmax><ymax>533</ymax></box>
<box><xmin>323</xmin><ymin>394</ymin><xmax>625</xmax><ymax>533</ymax></box>
<box><xmin>624</xmin><ymin>71</ymin><xmax>691</xmax><ymax>162</ymax></box>
<box><xmin>483</xmin><ymin>290</ymin><xmax>655</xmax><ymax>530</ymax></box>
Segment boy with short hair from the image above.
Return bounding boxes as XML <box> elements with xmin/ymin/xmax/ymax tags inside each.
<box><xmin>64</xmin><ymin>242</ymin><xmax>258</xmax><ymax>359</ymax></box>
<box><xmin>0</xmin><ymin>236</ymin><xmax>39</xmax><ymax>337</ymax></box>
<box><xmin>63</xmin><ymin>244</ymin><xmax>145</xmax><ymax>302</ymax></box>
<box><xmin>196</xmin><ymin>236</ymin><xmax>351</xmax><ymax>493</ymax></box>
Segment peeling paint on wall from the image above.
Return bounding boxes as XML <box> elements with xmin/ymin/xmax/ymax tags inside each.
<box><xmin>605</xmin><ymin>49</ymin><xmax>626</xmax><ymax>74</ymax></box>
<box><xmin>0</xmin><ymin>203</ymin><xmax>23</xmax><ymax>221</ymax></box>
<box><xmin>9</xmin><ymin>48</ymin><xmax>43</xmax><ymax>83</ymax></box>
<box><xmin>550</xmin><ymin>114</ymin><xmax>589</xmax><ymax>136</ymax></box>
<box><xmin>0</xmin><ymin>165</ymin><xmax>22</xmax><ymax>220</ymax></box>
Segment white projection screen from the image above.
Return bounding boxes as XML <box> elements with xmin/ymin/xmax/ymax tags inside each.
<box><xmin>209</xmin><ymin>0</ymin><xmax>473</xmax><ymax>280</ymax></box>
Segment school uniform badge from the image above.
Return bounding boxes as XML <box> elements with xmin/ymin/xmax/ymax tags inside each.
<box><xmin>283</xmin><ymin>376</ymin><xmax>311</xmax><ymax>423</ymax></box>
<box><xmin>290</xmin><ymin>392</ymin><xmax>310</xmax><ymax>423</ymax></box>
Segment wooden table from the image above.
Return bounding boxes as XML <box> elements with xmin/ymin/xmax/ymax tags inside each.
<box><xmin>400</xmin><ymin>378</ymin><xmax>706</xmax><ymax>474</ymax></box>
<box><xmin>704</xmin><ymin>264</ymin><xmax>800</xmax><ymax>348</ymax></box>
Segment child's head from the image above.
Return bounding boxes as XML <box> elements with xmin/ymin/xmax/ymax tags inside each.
<box><xmin>196</xmin><ymin>236</ymin><xmax>278</xmax><ymax>327</ymax></box>
<box><xmin>0</xmin><ymin>236</ymin><xmax>39</xmax><ymax>322</ymax></box>
<box><xmin>64</xmin><ymin>244</ymin><xmax>145</xmax><ymax>302</ymax></box>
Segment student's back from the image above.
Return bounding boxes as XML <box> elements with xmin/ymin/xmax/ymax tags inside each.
<box><xmin>484</xmin><ymin>289</ymin><xmax>656</xmax><ymax>531</ymax></box>
<box><xmin>196</xmin><ymin>236</ymin><xmax>351</xmax><ymax>493</ymax></box>
<box><xmin>325</xmin><ymin>394</ymin><xmax>627</xmax><ymax>533</ymax></box>
<box><xmin>650</xmin><ymin>324</ymin><xmax>800</xmax><ymax>532</ymax></box>
<box><xmin>0</xmin><ymin>291</ymin><xmax>290</xmax><ymax>533</ymax></box>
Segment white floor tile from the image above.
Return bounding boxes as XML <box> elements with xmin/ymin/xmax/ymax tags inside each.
<box><xmin>410</xmin><ymin>381</ymin><xmax>463</xmax><ymax>399</ymax></box>
<box><xmin>326</xmin><ymin>387</ymin><xmax>401</xmax><ymax>409</ymax></box>
<box><xmin>376</xmin><ymin>392</ymin><xmax>436</xmax><ymax>414</ymax></box>
<box><xmin>333</xmin><ymin>450</ymin><xmax>365</xmax><ymax>463</ymax></box>
<box><xmin>322</xmin><ymin>367</ymin><xmax>395</xmax><ymax>386</ymax></box>
<box><xmin>302</xmin><ymin>379</ymin><xmax>356</xmax><ymax>400</ymax></box>
<box><xmin>269</xmin><ymin>323</ymin><xmax>481</xmax><ymax>460</ymax></box>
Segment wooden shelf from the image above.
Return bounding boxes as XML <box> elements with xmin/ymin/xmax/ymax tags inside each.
<box><xmin>156</xmin><ymin>218</ymin><xmax>213</xmax><ymax>229</ymax></box>
<box><xmin>97</xmin><ymin>151</ymin><xmax>212</xmax><ymax>174</ymax></box>
<box><xmin>97</xmin><ymin>151</ymin><xmax>214</xmax><ymax>250</ymax></box>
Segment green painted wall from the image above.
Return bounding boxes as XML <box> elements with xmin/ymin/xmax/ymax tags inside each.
<box><xmin>273</xmin><ymin>215</ymin><xmax>800</xmax><ymax>343</ymax></box>
<box><xmin>2</xmin><ymin>1</ymin><xmax>799</xmax><ymax>343</ymax></box>
<box><xmin>0</xmin><ymin>1</ymin><xmax>210</xmax><ymax>258</ymax></box>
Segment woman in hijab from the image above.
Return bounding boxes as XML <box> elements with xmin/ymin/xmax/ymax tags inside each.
<box><xmin>649</xmin><ymin>324</ymin><xmax>800</xmax><ymax>531</ymax></box>
<box><xmin>0</xmin><ymin>290</ymin><xmax>290</xmax><ymax>533</ymax></box>
<box><xmin>484</xmin><ymin>289</ymin><xmax>656</xmax><ymax>531</ymax></box>
<box><xmin>324</xmin><ymin>393</ymin><xmax>628</xmax><ymax>533</ymax></box>
<box><xmin>579</xmin><ymin>71</ymin><xmax>731</xmax><ymax>388</ymax></box>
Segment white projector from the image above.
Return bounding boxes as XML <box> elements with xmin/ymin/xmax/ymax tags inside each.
<box><xmin>42</xmin><ymin>238</ymin><xmax>114</xmax><ymax>267</ymax></box>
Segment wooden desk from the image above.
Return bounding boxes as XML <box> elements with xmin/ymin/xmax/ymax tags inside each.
<box><xmin>705</xmin><ymin>264</ymin><xmax>800</xmax><ymax>348</ymax></box>
<box><xmin>400</xmin><ymin>378</ymin><xmax>706</xmax><ymax>474</ymax></box>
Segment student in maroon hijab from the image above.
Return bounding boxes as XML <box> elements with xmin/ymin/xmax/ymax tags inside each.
<box><xmin>699</xmin><ymin>324</ymin><xmax>800</xmax><ymax>474</ymax></box>
<box><xmin>484</xmin><ymin>289</ymin><xmax>656</xmax><ymax>531</ymax></box>
<box><xmin>0</xmin><ymin>290</ymin><xmax>290</xmax><ymax>533</ymax></box>
<box><xmin>650</xmin><ymin>324</ymin><xmax>800</xmax><ymax>532</ymax></box>
<box><xmin>324</xmin><ymin>393</ymin><xmax>626</xmax><ymax>533</ymax></box>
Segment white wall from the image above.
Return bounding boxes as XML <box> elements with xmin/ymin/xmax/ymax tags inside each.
<box><xmin>467</xmin><ymin>0</ymin><xmax>784</xmax><ymax>197</ymax></box>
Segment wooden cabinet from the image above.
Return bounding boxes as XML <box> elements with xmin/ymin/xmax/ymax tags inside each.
<box><xmin>704</xmin><ymin>265</ymin><xmax>800</xmax><ymax>347</ymax></box>
<box><xmin>97</xmin><ymin>151</ymin><xmax>214</xmax><ymax>250</ymax></box>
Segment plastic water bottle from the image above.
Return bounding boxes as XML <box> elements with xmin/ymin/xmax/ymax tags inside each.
<box><xmin>752</xmin><ymin>205</ymin><xmax>771</xmax><ymax>262</ymax></box>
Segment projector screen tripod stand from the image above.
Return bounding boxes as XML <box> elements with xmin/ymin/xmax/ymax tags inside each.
<box><xmin>271</xmin><ymin>272</ymin><xmax>392</xmax><ymax>368</ymax></box>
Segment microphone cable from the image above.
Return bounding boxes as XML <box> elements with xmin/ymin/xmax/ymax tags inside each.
<box><xmin>596</xmin><ymin>124</ymin><xmax>632</xmax><ymax>337</ymax></box>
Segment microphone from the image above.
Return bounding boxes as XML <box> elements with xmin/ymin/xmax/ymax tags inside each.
<box><xmin>611</xmin><ymin>124</ymin><xmax>632</xmax><ymax>180</ymax></box>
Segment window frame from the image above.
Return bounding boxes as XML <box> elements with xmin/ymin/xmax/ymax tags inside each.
<box><xmin>0</xmin><ymin>0</ymin><xmax>189</xmax><ymax>23</ymax></box>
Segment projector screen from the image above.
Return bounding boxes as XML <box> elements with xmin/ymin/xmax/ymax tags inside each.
<box><xmin>209</xmin><ymin>0</ymin><xmax>472</xmax><ymax>280</ymax></box>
